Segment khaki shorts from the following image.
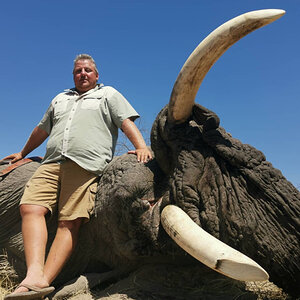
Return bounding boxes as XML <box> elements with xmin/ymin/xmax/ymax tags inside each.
<box><xmin>20</xmin><ymin>160</ymin><xmax>98</xmax><ymax>221</ymax></box>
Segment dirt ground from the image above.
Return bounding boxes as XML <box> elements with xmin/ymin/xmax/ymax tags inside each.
<box><xmin>45</xmin><ymin>264</ymin><xmax>291</xmax><ymax>300</ymax></box>
<box><xmin>0</xmin><ymin>262</ymin><xmax>293</xmax><ymax>300</ymax></box>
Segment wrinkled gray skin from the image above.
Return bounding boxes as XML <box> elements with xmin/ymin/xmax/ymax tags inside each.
<box><xmin>1</xmin><ymin>102</ymin><xmax>299</xmax><ymax>298</ymax></box>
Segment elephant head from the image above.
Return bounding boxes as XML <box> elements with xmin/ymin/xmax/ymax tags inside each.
<box><xmin>149</xmin><ymin>9</ymin><xmax>300</xmax><ymax>297</ymax></box>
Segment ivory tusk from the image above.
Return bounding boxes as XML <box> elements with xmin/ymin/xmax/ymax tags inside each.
<box><xmin>161</xmin><ymin>205</ymin><xmax>269</xmax><ymax>281</ymax></box>
<box><xmin>168</xmin><ymin>9</ymin><xmax>285</xmax><ymax>124</ymax></box>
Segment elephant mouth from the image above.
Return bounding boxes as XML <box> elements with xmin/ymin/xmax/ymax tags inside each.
<box><xmin>161</xmin><ymin>9</ymin><xmax>285</xmax><ymax>281</ymax></box>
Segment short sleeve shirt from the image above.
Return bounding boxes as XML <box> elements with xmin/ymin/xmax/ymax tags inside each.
<box><xmin>38</xmin><ymin>84</ymin><xmax>139</xmax><ymax>175</ymax></box>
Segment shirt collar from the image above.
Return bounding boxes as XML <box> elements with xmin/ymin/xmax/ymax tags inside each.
<box><xmin>64</xmin><ymin>83</ymin><xmax>104</xmax><ymax>95</ymax></box>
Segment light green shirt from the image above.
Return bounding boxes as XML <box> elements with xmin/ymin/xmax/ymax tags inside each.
<box><xmin>38</xmin><ymin>84</ymin><xmax>139</xmax><ymax>175</ymax></box>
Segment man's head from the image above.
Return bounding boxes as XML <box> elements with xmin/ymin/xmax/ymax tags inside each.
<box><xmin>73</xmin><ymin>54</ymin><xmax>99</xmax><ymax>94</ymax></box>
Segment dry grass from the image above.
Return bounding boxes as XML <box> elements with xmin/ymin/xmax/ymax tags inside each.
<box><xmin>0</xmin><ymin>253</ymin><xmax>292</xmax><ymax>300</ymax></box>
<box><xmin>0</xmin><ymin>251</ymin><xmax>18</xmax><ymax>300</ymax></box>
<box><xmin>246</xmin><ymin>281</ymin><xmax>289</xmax><ymax>300</ymax></box>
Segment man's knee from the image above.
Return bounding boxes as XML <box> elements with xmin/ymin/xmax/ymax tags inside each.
<box><xmin>20</xmin><ymin>204</ymin><xmax>49</xmax><ymax>218</ymax></box>
<box><xmin>58</xmin><ymin>218</ymin><xmax>82</xmax><ymax>233</ymax></box>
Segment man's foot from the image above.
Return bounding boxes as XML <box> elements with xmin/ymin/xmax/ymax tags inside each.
<box><xmin>4</xmin><ymin>284</ymin><xmax>55</xmax><ymax>299</ymax></box>
<box><xmin>10</xmin><ymin>276</ymin><xmax>49</xmax><ymax>295</ymax></box>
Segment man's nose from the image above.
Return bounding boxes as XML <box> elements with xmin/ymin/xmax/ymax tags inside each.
<box><xmin>80</xmin><ymin>69</ymin><xmax>87</xmax><ymax>76</ymax></box>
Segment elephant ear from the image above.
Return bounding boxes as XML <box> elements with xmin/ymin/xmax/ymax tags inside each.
<box><xmin>203</xmin><ymin>123</ymin><xmax>300</xmax><ymax>231</ymax></box>
<box><xmin>202</xmin><ymin>125</ymin><xmax>266</xmax><ymax>169</ymax></box>
<box><xmin>200</xmin><ymin>116</ymin><xmax>294</xmax><ymax>204</ymax></box>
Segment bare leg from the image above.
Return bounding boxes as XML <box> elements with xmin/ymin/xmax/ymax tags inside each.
<box><xmin>12</xmin><ymin>210</ymin><xmax>82</xmax><ymax>295</ymax></box>
<box><xmin>44</xmin><ymin>218</ymin><xmax>82</xmax><ymax>284</ymax></box>
<box><xmin>13</xmin><ymin>204</ymin><xmax>50</xmax><ymax>294</ymax></box>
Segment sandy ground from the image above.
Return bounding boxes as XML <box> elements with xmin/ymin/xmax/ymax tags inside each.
<box><xmin>0</xmin><ymin>279</ymin><xmax>291</xmax><ymax>300</ymax></box>
<box><xmin>40</xmin><ymin>265</ymin><xmax>290</xmax><ymax>300</ymax></box>
<box><xmin>0</xmin><ymin>253</ymin><xmax>292</xmax><ymax>300</ymax></box>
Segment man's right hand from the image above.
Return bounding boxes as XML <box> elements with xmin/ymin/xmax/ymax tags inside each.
<box><xmin>0</xmin><ymin>126</ymin><xmax>49</xmax><ymax>166</ymax></box>
<box><xmin>0</xmin><ymin>152</ymin><xmax>24</xmax><ymax>164</ymax></box>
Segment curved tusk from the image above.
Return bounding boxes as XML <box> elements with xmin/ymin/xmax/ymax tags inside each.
<box><xmin>168</xmin><ymin>9</ymin><xmax>285</xmax><ymax>124</ymax></box>
<box><xmin>161</xmin><ymin>205</ymin><xmax>269</xmax><ymax>281</ymax></box>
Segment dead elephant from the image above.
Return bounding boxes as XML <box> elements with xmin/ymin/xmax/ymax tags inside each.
<box><xmin>1</xmin><ymin>9</ymin><xmax>299</xmax><ymax>299</ymax></box>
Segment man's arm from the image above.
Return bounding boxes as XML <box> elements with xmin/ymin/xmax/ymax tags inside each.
<box><xmin>121</xmin><ymin>118</ymin><xmax>152</xmax><ymax>163</ymax></box>
<box><xmin>1</xmin><ymin>126</ymin><xmax>49</xmax><ymax>163</ymax></box>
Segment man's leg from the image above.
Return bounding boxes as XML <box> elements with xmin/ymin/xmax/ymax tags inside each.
<box><xmin>42</xmin><ymin>159</ymin><xmax>97</xmax><ymax>283</ymax></box>
<box><xmin>13</xmin><ymin>204</ymin><xmax>50</xmax><ymax>294</ymax></box>
<box><xmin>13</xmin><ymin>216</ymin><xmax>82</xmax><ymax>294</ymax></box>
<box><xmin>43</xmin><ymin>218</ymin><xmax>82</xmax><ymax>284</ymax></box>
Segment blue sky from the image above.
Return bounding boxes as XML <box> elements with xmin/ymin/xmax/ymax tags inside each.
<box><xmin>1</xmin><ymin>1</ymin><xmax>299</xmax><ymax>189</ymax></box>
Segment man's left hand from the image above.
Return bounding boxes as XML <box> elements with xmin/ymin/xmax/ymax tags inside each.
<box><xmin>128</xmin><ymin>148</ymin><xmax>153</xmax><ymax>163</ymax></box>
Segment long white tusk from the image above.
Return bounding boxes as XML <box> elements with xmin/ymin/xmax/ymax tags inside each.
<box><xmin>168</xmin><ymin>9</ymin><xmax>285</xmax><ymax>124</ymax></box>
<box><xmin>161</xmin><ymin>205</ymin><xmax>269</xmax><ymax>281</ymax></box>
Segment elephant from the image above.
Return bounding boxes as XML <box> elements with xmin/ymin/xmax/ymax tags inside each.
<box><xmin>1</xmin><ymin>9</ymin><xmax>299</xmax><ymax>299</ymax></box>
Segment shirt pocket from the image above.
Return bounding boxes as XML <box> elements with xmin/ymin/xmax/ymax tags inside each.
<box><xmin>81</xmin><ymin>98</ymin><xmax>100</xmax><ymax>110</ymax></box>
<box><xmin>54</xmin><ymin>100</ymin><xmax>68</xmax><ymax>116</ymax></box>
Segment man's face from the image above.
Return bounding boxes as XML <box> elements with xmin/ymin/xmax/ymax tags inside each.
<box><xmin>73</xmin><ymin>59</ymin><xmax>99</xmax><ymax>94</ymax></box>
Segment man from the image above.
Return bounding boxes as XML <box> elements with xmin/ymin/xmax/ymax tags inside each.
<box><xmin>2</xmin><ymin>54</ymin><xmax>152</xmax><ymax>299</ymax></box>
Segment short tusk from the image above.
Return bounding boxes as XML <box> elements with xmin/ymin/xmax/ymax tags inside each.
<box><xmin>168</xmin><ymin>9</ymin><xmax>285</xmax><ymax>124</ymax></box>
<box><xmin>161</xmin><ymin>205</ymin><xmax>269</xmax><ymax>281</ymax></box>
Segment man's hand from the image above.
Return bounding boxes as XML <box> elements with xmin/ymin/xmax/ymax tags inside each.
<box><xmin>0</xmin><ymin>126</ymin><xmax>48</xmax><ymax>165</ymax></box>
<box><xmin>0</xmin><ymin>152</ymin><xmax>24</xmax><ymax>164</ymax></box>
<box><xmin>121</xmin><ymin>118</ymin><xmax>153</xmax><ymax>163</ymax></box>
<box><xmin>128</xmin><ymin>147</ymin><xmax>152</xmax><ymax>163</ymax></box>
